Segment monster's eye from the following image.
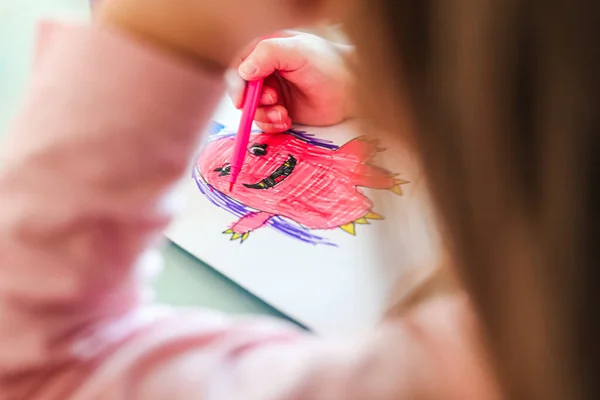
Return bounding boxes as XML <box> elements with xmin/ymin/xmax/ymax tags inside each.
<box><xmin>214</xmin><ymin>164</ymin><xmax>231</xmax><ymax>177</ymax></box>
<box><xmin>249</xmin><ymin>143</ymin><xmax>268</xmax><ymax>157</ymax></box>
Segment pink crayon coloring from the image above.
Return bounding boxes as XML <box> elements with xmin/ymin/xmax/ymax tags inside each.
<box><xmin>229</xmin><ymin>79</ymin><xmax>264</xmax><ymax>191</ymax></box>
<box><xmin>199</xmin><ymin>132</ymin><xmax>407</xmax><ymax>236</ymax></box>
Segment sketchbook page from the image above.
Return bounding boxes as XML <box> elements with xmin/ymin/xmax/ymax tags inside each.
<box><xmin>165</xmin><ymin>98</ymin><xmax>439</xmax><ymax>336</ymax></box>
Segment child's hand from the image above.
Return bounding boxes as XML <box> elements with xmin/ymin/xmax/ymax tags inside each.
<box><xmin>97</xmin><ymin>0</ymin><xmax>326</xmax><ymax>71</ymax></box>
<box><xmin>227</xmin><ymin>32</ymin><xmax>354</xmax><ymax>132</ymax></box>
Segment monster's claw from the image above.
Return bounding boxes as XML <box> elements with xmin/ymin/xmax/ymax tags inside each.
<box><xmin>365</xmin><ymin>211</ymin><xmax>384</xmax><ymax>220</ymax></box>
<box><xmin>223</xmin><ymin>229</ymin><xmax>251</xmax><ymax>243</ymax></box>
<box><xmin>355</xmin><ymin>135</ymin><xmax>382</xmax><ymax>147</ymax></box>
<box><xmin>340</xmin><ymin>214</ymin><xmax>384</xmax><ymax>236</ymax></box>
<box><xmin>340</xmin><ymin>222</ymin><xmax>356</xmax><ymax>235</ymax></box>
<box><xmin>391</xmin><ymin>178</ymin><xmax>410</xmax><ymax>196</ymax></box>
<box><xmin>339</xmin><ymin>212</ymin><xmax>389</xmax><ymax>236</ymax></box>
<box><xmin>231</xmin><ymin>233</ymin><xmax>242</xmax><ymax>241</ymax></box>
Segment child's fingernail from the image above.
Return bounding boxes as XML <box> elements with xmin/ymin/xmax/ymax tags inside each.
<box><xmin>268</xmin><ymin>110</ymin><xmax>282</xmax><ymax>123</ymax></box>
<box><xmin>240</xmin><ymin>61</ymin><xmax>258</xmax><ymax>76</ymax></box>
<box><xmin>260</xmin><ymin>92</ymin><xmax>275</xmax><ymax>104</ymax></box>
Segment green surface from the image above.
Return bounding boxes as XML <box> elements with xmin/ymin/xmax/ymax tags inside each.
<box><xmin>0</xmin><ymin>0</ymin><xmax>289</xmax><ymax>320</ymax></box>
<box><xmin>158</xmin><ymin>243</ymin><xmax>295</xmax><ymax>319</ymax></box>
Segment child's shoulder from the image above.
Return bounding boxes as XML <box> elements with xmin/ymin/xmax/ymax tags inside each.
<box><xmin>400</xmin><ymin>294</ymin><xmax>501</xmax><ymax>399</ymax></box>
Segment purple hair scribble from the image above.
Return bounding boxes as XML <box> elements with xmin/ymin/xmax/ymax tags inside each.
<box><xmin>193</xmin><ymin>121</ymin><xmax>337</xmax><ymax>246</ymax></box>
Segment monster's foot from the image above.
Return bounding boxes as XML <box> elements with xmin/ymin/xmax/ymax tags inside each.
<box><xmin>223</xmin><ymin>229</ymin><xmax>250</xmax><ymax>243</ymax></box>
<box><xmin>339</xmin><ymin>211</ymin><xmax>385</xmax><ymax>235</ymax></box>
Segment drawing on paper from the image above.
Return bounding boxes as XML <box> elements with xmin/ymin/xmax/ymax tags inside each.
<box><xmin>193</xmin><ymin>122</ymin><xmax>408</xmax><ymax>245</ymax></box>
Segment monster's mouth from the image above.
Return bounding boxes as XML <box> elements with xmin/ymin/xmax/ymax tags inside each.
<box><xmin>244</xmin><ymin>155</ymin><xmax>297</xmax><ymax>190</ymax></box>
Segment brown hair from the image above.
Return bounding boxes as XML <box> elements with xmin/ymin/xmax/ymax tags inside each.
<box><xmin>340</xmin><ymin>0</ymin><xmax>599</xmax><ymax>398</ymax></box>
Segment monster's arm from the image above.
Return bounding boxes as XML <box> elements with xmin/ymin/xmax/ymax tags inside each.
<box><xmin>231</xmin><ymin>212</ymin><xmax>274</xmax><ymax>233</ymax></box>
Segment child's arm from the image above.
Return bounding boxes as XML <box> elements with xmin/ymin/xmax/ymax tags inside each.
<box><xmin>0</xmin><ymin>19</ymin><xmax>223</xmax><ymax>383</ymax></box>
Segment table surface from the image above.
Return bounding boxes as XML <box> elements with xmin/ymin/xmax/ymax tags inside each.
<box><xmin>0</xmin><ymin>0</ymin><xmax>290</xmax><ymax>321</ymax></box>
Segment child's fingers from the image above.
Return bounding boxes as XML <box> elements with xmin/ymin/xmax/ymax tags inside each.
<box><xmin>238</xmin><ymin>37</ymin><xmax>307</xmax><ymax>81</ymax></box>
<box><xmin>259</xmin><ymin>86</ymin><xmax>278</xmax><ymax>106</ymax></box>
<box><xmin>234</xmin><ymin>31</ymin><xmax>298</xmax><ymax>67</ymax></box>
<box><xmin>256</xmin><ymin>116</ymin><xmax>292</xmax><ymax>134</ymax></box>
<box><xmin>255</xmin><ymin>104</ymin><xmax>289</xmax><ymax>126</ymax></box>
<box><xmin>227</xmin><ymin>69</ymin><xmax>278</xmax><ymax>109</ymax></box>
<box><xmin>255</xmin><ymin>104</ymin><xmax>292</xmax><ymax>133</ymax></box>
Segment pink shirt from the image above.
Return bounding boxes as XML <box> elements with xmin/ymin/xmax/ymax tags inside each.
<box><xmin>0</xmin><ymin>21</ymin><xmax>499</xmax><ymax>399</ymax></box>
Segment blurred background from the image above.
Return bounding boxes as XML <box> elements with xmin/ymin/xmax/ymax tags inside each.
<box><xmin>0</xmin><ymin>0</ymin><xmax>294</xmax><ymax>322</ymax></box>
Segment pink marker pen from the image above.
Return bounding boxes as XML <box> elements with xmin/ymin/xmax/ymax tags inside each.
<box><xmin>228</xmin><ymin>79</ymin><xmax>264</xmax><ymax>191</ymax></box>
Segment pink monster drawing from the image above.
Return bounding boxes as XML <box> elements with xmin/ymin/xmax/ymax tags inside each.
<box><xmin>194</xmin><ymin>123</ymin><xmax>408</xmax><ymax>245</ymax></box>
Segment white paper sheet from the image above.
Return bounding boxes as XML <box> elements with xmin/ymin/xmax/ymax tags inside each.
<box><xmin>165</xmin><ymin>98</ymin><xmax>439</xmax><ymax>335</ymax></box>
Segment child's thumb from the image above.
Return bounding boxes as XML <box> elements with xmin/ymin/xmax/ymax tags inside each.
<box><xmin>238</xmin><ymin>38</ymin><xmax>305</xmax><ymax>81</ymax></box>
